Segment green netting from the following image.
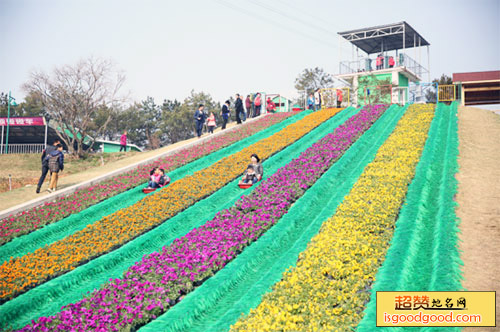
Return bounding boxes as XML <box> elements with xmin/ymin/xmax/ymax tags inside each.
<box><xmin>356</xmin><ymin>102</ymin><xmax>462</xmax><ymax>332</ymax></box>
<box><xmin>0</xmin><ymin>111</ymin><xmax>310</xmax><ymax>263</ymax></box>
<box><xmin>137</xmin><ymin>105</ymin><xmax>408</xmax><ymax>332</ymax></box>
<box><xmin>0</xmin><ymin>108</ymin><xmax>357</xmax><ymax>330</ymax></box>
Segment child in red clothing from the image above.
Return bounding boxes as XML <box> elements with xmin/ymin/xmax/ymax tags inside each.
<box><xmin>266</xmin><ymin>97</ymin><xmax>276</xmax><ymax>113</ymax></box>
<box><xmin>207</xmin><ymin>112</ymin><xmax>216</xmax><ymax>134</ymax></box>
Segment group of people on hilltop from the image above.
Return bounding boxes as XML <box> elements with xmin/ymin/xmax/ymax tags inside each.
<box><xmin>307</xmin><ymin>88</ymin><xmax>343</xmax><ymax>110</ymax></box>
<box><xmin>193</xmin><ymin>92</ymin><xmax>276</xmax><ymax>139</ymax></box>
<box><xmin>234</xmin><ymin>92</ymin><xmax>268</xmax><ymax>122</ymax></box>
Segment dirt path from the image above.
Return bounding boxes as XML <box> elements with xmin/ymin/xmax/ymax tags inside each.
<box><xmin>456</xmin><ymin>106</ymin><xmax>500</xmax><ymax>330</ymax></box>
<box><xmin>0</xmin><ymin>122</ymin><xmax>239</xmax><ymax>211</ymax></box>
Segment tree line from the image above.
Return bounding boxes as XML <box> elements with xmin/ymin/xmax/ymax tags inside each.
<box><xmin>1</xmin><ymin>58</ymin><xmax>220</xmax><ymax>156</ymax></box>
<box><xmin>1</xmin><ymin>89</ymin><xmax>220</xmax><ymax>154</ymax></box>
<box><xmin>2</xmin><ymin>58</ymin><xmax>336</xmax><ymax>158</ymax></box>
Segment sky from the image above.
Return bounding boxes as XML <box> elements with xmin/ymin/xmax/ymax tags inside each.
<box><xmin>0</xmin><ymin>0</ymin><xmax>499</xmax><ymax>105</ymax></box>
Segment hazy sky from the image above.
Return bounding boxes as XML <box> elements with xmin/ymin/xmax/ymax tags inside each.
<box><xmin>1</xmin><ymin>0</ymin><xmax>499</xmax><ymax>105</ymax></box>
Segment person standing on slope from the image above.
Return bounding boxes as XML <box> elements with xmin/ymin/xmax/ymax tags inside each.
<box><xmin>235</xmin><ymin>94</ymin><xmax>244</xmax><ymax>124</ymax></box>
<box><xmin>119</xmin><ymin>130</ymin><xmax>127</xmax><ymax>152</ymax></box>
<box><xmin>194</xmin><ymin>104</ymin><xmax>206</xmax><ymax>138</ymax></box>
<box><xmin>36</xmin><ymin>138</ymin><xmax>61</xmax><ymax>193</ymax></box>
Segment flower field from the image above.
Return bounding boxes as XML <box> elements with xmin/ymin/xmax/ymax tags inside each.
<box><xmin>0</xmin><ymin>112</ymin><xmax>295</xmax><ymax>246</ymax></box>
<box><xmin>230</xmin><ymin>103</ymin><xmax>437</xmax><ymax>331</ymax></box>
<box><xmin>0</xmin><ymin>108</ymin><xmax>340</xmax><ymax>301</ymax></box>
<box><xmin>0</xmin><ymin>102</ymin><xmax>462</xmax><ymax>332</ymax></box>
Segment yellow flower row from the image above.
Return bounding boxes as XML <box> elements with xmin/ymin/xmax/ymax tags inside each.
<box><xmin>0</xmin><ymin>108</ymin><xmax>343</xmax><ymax>302</ymax></box>
<box><xmin>230</xmin><ymin>104</ymin><xmax>435</xmax><ymax>332</ymax></box>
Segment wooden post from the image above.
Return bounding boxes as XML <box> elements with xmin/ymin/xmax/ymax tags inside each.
<box><xmin>461</xmin><ymin>84</ymin><xmax>465</xmax><ymax>106</ymax></box>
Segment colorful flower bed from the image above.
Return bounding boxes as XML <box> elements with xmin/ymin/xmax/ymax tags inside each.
<box><xmin>230</xmin><ymin>104</ymin><xmax>435</xmax><ymax>332</ymax></box>
<box><xmin>357</xmin><ymin>103</ymin><xmax>461</xmax><ymax>331</ymax></box>
<box><xmin>17</xmin><ymin>105</ymin><xmax>387</xmax><ymax>331</ymax></box>
<box><xmin>134</xmin><ymin>105</ymin><xmax>404</xmax><ymax>332</ymax></box>
<box><xmin>0</xmin><ymin>109</ymin><xmax>340</xmax><ymax>302</ymax></box>
<box><xmin>0</xmin><ymin>112</ymin><xmax>294</xmax><ymax>246</ymax></box>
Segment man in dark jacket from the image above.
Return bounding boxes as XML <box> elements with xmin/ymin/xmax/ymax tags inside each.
<box><xmin>220</xmin><ymin>100</ymin><xmax>231</xmax><ymax>130</ymax></box>
<box><xmin>36</xmin><ymin>139</ymin><xmax>61</xmax><ymax>193</ymax></box>
<box><xmin>194</xmin><ymin>104</ymin><xmax>206</xmax><ymax>138</ymax></box>
<box><xmin>235</xmin><ymin>94</ymin><xmax>243</xmax><ymax>124</ymax></box>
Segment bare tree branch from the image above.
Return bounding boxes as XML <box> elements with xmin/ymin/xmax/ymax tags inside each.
<box><xmin>22</xmin><ymin>57</ymin><xmax>126</xmax><ymax>157</ymax></box>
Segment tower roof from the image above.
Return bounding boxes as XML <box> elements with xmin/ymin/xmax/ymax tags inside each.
<box><xmin>338</xmin><ymin>21</ymin><xmax>430</xmax><ymax>54</ymax></box>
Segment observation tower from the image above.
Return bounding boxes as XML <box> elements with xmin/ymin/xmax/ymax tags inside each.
<box><xmin>336</xmin><ymin>21</ymin><xmax>430</xmax><ymax>105</ymax></box>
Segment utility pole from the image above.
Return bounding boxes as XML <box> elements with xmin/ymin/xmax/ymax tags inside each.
<box><xmin>5</xmin><ymin>92</ymin><xmax>12</xmax><ymax>154</ymax></box>
<box><xmin>4</xmin><ymin>91</ymin><xmax>17</xmax><ymax>154</ymax></box>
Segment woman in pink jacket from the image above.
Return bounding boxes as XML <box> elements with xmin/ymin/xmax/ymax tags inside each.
<box><xmin>254</xmin><ymin>93</ymin><xmax>262</xmax><ymax>117</ymax></box>
<box><xmin>119</xmin><ymin>130</ymin><xmax>127</xmax><ymax>152</ymax></box>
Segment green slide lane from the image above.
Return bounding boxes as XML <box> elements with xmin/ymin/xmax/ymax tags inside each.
<box><xmin>137</xmin><ymin>105</ymin><xmax>408</xmax><ymax>332</ymax></box>
<box><xmin>0</xmin><ymin>107</ymin><xmax>358</xmax><ymax>330</ymax></box>
<box><xmin>0</xmin><ymin>111</ymin><xmax>310</xmax><ymax>262</ymax></box>
<box><xmin>357</xmin><ymin>103</ymin><xmax>461</xmax><ymax>332</ymax></box>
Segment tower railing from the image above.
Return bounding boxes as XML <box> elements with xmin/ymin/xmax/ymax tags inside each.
<box><xmin>338</xmin><ymin>52</ymin><xmax>428</xmax><ymax>80</ymax></box>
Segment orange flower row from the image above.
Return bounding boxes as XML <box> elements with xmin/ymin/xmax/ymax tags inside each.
<box><xmin>0</xmin><ymin>108</ymin><xmax>343</xmax><ymax>301</ymax></box>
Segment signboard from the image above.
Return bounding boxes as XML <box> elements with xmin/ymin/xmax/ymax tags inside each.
<box><xmin>0</xmin><ymin>117</ymin><xmax>45</xmax><ymax>126</ymax></box>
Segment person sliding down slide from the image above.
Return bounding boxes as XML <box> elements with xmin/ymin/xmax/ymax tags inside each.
<box><xmin>240</xmin><ymin>165</ymin><xmax>259</xmax><ymax>185</ymax></box>
<box><xmin>238</xmin><ymin>153</ymin><xmax>263</xmax><ymax>187</ymax></box>
<box><xmin>144</xmin><ymin>168</ymin><xmax>170</xmax><ymax>193</ymax></box>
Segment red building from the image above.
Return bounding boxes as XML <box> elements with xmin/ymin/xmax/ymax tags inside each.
<box><xmin>452</xmin><ymin>71</ymin><xmax>500</xmax><ymax>106</ymax></box>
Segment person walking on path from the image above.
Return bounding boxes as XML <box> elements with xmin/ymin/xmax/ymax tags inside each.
<box><xmin>207</xmin><ymin>112</ymin><xmax>216</xmax><ymax>134</ymax></box>
<box><xmin>245</xmin><ymin>95</ymin><xmax>252</xmax><ymax>119</ymax></box>
<box><xmin>250</xmin><ymin>94</ymin><xmax>256</xmax><ymax>117</ymax></box>
<box><xmin>235</xmin><ymin>94</ymin><xmax>244</xmax><ymax>124</ymax></box>
<box><xmin>314</xmin><ymin>88</ymin><xmax>322</xmax><ymax>110</ymax></box>
<box><xmin>36</xmin><ymin>139</ymin><xmax>61</xmax><ymax>193</ymax></box>
<box><xmin>254</xmin><ymin>93</ymin><xmax>262</xmax><ymax>116</ymax></box>
<box><xmin>119</xmin><ymin>131</ymin><xmax>127</xmax><ymax>152</ymax></box>
<box><xmin>194</xmin><ymin>104</ymin><xmax>206</xmax><ymax>138</ymax></box>
<box><xmin>220</xmin><ymin>100</ymin><xmax>231</xmax><ymax>130</ymax></box>
<box><xmin>239</xmin><ymin>94</ymin><xmax>246</xmax><ymax>122</ymax></box>
<box><xmin>45</xmin><ymin>144</ymin><xmax>64</xmax><ymax>193</ymax></box>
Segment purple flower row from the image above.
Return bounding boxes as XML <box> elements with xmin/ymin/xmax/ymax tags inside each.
<box><xmin>20</xmin><ymin>105</ymin><xmax>388</xmax><ymax>332</ymax></box>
